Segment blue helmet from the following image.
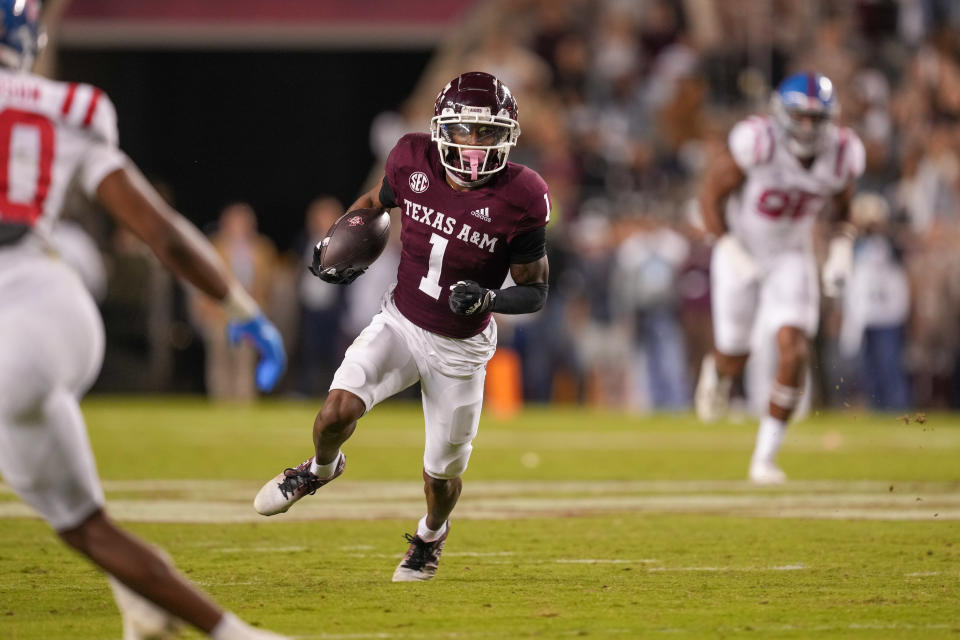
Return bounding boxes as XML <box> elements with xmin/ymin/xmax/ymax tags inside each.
<box><xmin>771</xmin><ymin>72</ymin><xmax>838</xmax><ymax>157</ymax></box>
<box><xmin>0</xmin><ymin>0</ymin><xmax>43</xmax><ymax>71</ymax></box>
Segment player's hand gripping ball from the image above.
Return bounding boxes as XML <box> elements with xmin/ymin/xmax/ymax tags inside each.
<box><xmin>309</xmin><ymin>208</ymin><xmax>391</xmax><ymax>285</ymax></box>
<box><xmin>448</xmin><ymin>280</ymin><xmax>495</xmax><ymax>315</ymax></box>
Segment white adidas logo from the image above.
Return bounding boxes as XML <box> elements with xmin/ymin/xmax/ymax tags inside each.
<box><xmin>470</xmin><ymin>207</ymin><xmax>491</xmax><ymax>222</ymax></box>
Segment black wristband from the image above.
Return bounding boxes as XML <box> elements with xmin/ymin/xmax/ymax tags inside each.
<box><xmin>489</xmin><ymin>282</ymin><xmax>548</xmax><ymax>314</ymax></box>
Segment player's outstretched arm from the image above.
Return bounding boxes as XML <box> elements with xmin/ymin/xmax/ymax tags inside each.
<box><xmin>96</xmin><ymin>164</ymin><xmax>286</xmax><ymax>390</ymax></box>
<box><xmin>97</xmin><ymin>165</ymin><xmax>231</xmax><ymax>299</ymax></box>
<box><xmin>698</xmin><ymin>147</ymin><xmax>745</xmax><ymax>237</ymax></box>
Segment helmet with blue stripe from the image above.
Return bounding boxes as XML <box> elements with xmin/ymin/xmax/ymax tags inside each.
<box><xmin>0</xmin><ymin>0</ymin><xmax>43</xmax><ymax>71</ymax></box>
<box><xmin>771</xmin><ymin>72</ymin><xmax>837</xmax><ymax>157</ymax></box>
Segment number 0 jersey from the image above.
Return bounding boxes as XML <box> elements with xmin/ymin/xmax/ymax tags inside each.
<box><xmin>384</xmin><ymin>133</ymin><xmax>550</xmax><ymax>339</ymax></box>
<box><xmin>724</xmin><ymin>116</ymin><xmax>865</xmax><ymax>266</ymax></box>
<box><xmin>0</xmin><ymin>67</ymin><xmax>125</xmax><ymax>238</ymax></box>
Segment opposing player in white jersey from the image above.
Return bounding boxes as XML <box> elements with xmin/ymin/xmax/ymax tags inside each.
<box><xmin>695</xmin><ymin>72</ymin><xmax>864</xmax><ymax>484</ymax></box>
<box><xmin>0</xmin><ymin>2</ymin><xmax>289</xmax><ymax>638</ymax></box>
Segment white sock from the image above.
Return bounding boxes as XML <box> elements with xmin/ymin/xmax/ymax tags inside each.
<box><xmin>310</xmin><ymin>451</ymin><xmax>341</xmax><ymax>478</ymax></box>
<box><xmin>751</xmin><ymin>415</ymin><xmax>786</xmax><ymax>466</ymax></box>
<box><xmin>416</xmin><ymin>515</ymin><xmax>447</xmax><ymax>542</ymax></box>
<box><xmin>210</xmin><ymin>612</ymin><xmax>251</xmax><ymax>640</ymax></box>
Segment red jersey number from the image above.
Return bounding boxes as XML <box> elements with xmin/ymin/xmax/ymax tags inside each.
<box><xmin>0</xmin><ymin>108</ymin><xmax>55</xmax><ymax>225</ymax></box>
<box><xmin>756</xmin><ymin>188</ymin><xmax>821</xmax><ymax>220</ymax></box>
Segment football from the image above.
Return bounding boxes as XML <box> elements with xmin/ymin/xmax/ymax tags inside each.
<box><xmin>319</xmin><ymin>207</ymin><xmax>391</xmax><ymax>274</ymax></box>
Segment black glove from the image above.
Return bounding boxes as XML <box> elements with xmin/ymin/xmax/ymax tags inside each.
<box><xmin>448</xmin><ymin>280</ymin><xmax>495</xmax><ymax>315</ymax></box>
<box><xmin>308</xmin><ymin>240</ymin><xmax>365</xmax><ymax>285</ymax></box>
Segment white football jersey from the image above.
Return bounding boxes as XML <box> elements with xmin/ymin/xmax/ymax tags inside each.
<box><xmin>724</xmin><ymin>115</ymin><xmax>865</xmax><ymax>265</ymax></box>
<box><xmin>0</xmin><ymin>67</ymin><xmax>125</xmax><ymax>238</ymax></box>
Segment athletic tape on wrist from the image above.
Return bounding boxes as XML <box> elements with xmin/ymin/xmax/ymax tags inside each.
<box><xmin>769</xmin><ymin>382</ymin><xmax>802</xmax><ymax>409</ymax></box>
<box><xmin>223</xmin><ymin>282</ymin><xmax>260</xmax><ymax>320</ymax></box>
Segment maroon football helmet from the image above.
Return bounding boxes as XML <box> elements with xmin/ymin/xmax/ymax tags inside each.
<box><xmin>430</xmin><ymin>71</ymin><xmax>521</xmax><ymax>185</ymax></box>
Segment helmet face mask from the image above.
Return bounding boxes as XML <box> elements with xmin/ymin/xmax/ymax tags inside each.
<box><xmin>430</xmin><ymin>72</ymin><xmax>521</xmax><ymax>185</ymax></box>
<box><xmin>771</xmin><ymin>72</ymin><xmax>837</xmax><ymax>158</ymax></box>
<box><xmin>0</xmin><ymin>0</ymin><xmax>42</xmax><ymax>72</ymax></box>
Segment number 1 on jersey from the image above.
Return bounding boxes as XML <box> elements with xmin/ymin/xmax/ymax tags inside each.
<box><xmin>419</xmin><ymin>233</ymin><xmax>448</xmax><ymax>299</ymax></box>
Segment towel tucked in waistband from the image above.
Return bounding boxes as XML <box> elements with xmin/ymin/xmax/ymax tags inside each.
<box><xmin>0</xmin><ymin>222</ymin><xmax>30</xmax><ymax>246</ymax></box>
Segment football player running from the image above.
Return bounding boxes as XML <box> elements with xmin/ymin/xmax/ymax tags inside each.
<box><xmin>255</xmin><ymin>71</ymin><xmax>550</xmax><ymax>581</ymax></box>
<box><xmin>695</xmin><ymin>72</ymin><xmax>864</xmax><ymax>484</ymax></box>
<box><xmin>0</xmin><ymin>2</ymin><xmax>288</xmax><ymax>638</ymax></box>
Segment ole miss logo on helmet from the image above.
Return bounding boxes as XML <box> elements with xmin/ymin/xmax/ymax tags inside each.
<box><xmin>409</xmin><ymin>171</ymin><xmax>429</xmax><ymax>193</ymax></box>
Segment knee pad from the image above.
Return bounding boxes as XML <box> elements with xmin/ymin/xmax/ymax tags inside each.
<box><xmin>424</xmin><ymin>442</ymin><xmax>472</xmax><ymax>480</ymax></box>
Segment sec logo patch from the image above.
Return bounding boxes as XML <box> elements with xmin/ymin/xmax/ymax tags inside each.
<box><xmin>409</xmin><ymin>171</ymin><xmax>429</xmax><ymax>193</ymax></box>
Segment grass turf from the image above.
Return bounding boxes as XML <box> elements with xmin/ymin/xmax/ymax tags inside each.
<box><xmin>0</xmin><ymin>398</ymin><xmax>958</xmax><ymax>639</ymax></box>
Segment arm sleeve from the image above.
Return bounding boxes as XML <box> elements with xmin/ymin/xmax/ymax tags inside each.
<box><xmin>490</xmin><ymin>281</ymin><xmax>548</xmax><ymax>314</ymax></box>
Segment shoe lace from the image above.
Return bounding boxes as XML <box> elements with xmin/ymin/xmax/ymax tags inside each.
<box><xmin>277</xmin><ymin>468</ymin><xmax>321</xmax><ymax>499</ymax></box>
<box><xmin>401</xmin><ymin>533</ymin><xmax>432</xmax><ymax>569</ymax></box>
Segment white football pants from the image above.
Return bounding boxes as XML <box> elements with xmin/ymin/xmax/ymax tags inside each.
<box><xmin>330</xmin><ymin>290</ymin><xmax>496</xmax><ymax>480</ymax></box>
<box><xmin>0</xmin><ymin>240</ymin><xmax>106</xmax><ymax>531</ymax></box>
<box><xmin>711</xmin><ymin>248</ymin><xmax>819</xmax><ymax>355</ymax></box>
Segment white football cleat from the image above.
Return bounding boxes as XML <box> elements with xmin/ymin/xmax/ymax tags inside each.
<box><xmin>392</xmin><ymin>523</ymin><xmax>449</xmax><ymax>582</ymax></box>
<box><xmin>108</xmin><ymin>575</ymin><xmax>182</xmax><ymax>640</ymax></box>
<box><xmin>749</xmin><ymin>461</ymin><xmax>787</xmax><ymax>485</ymax></box>
<box><xmin>254</xmin><ymin>452</ymin><xmax>345</xmax><ymax>516</ymax></box>
<box><xmin>695</xmin><ymin>354</ymin><xmax>732</xmax><ymax>423</ymax></box>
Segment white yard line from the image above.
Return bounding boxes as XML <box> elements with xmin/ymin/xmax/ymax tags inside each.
<box><xmin>287</xmin><ymin>621</ymin><xmax>958</xmax><ymax>639</ymax></box>
<box><xmin>648</xmin><ymin>564</ymin><xmax>806</xmax><ymax>572</ymax></box>
<box><xmin>2</xmin><ymin>477</ymin><xmax>951</xmax><ymax>495</ymax></box>
<box><xmin>216</xmin><ymin>546</ymin><xmax>307</xmax><ymax>553</ymax></box>
<box><xmin>2</xmin><ymin>480</ymin><xmax>959</xmax><ymax>522</ymax></box>
<box><xmin>555</xmin><ymin>558</ymin><xmax>659</xmax><ymax>564</ymax></box>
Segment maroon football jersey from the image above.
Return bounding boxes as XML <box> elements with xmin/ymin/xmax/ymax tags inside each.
<box><xmin>384</xmin><ymin>133</ymin><xmax>550</xmax><ymax>338</ymax></box>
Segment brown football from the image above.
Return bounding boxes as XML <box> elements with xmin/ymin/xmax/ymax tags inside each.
<box><xmin>319</xmin><ymin>208</ymin><xmax>391</xmax><ymax>273</ymax></box>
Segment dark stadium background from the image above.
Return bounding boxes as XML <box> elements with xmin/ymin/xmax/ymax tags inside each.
<box><xmin>39</xmin><ymin>0</ymin><xmax>960</xmax><ymax>409</ymax></box>
<box><xmin>57</xmin><ymin>49</ymin><xmax>432</xmax><ymax>246</ymax></box>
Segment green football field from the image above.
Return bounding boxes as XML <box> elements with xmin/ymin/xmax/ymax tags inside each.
<box><xmin>1</xmin><ymin>398</ymin><xmax>958</xmax><ymax>639</ymax></box>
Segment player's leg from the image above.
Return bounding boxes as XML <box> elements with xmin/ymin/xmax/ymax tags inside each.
<box><xmin>312</xmin><ymin>389</ymin><xmax>364</xmax><ymax>465</ymax></box>
<box><xmin>748</xmin><ymin>255</ymin><xmax>819</xmax><ymax>484</ymax></box>
<box><xmin>60</xmin><ymin>505</ymin><xmax>287</xmax><ymax>639</ymax></box>
<box><xmin>696</xmin><ymin>243</ymin><xmax>759</xmax><ymax>421</ymax></box>
<box><xmin>254</xmin><ymin>309</ymin><xmax>420</xmax><ymax>516</ymax></box>
<box><xmin>2</xmin><ymin>386</ymin><xmax>228</xmax><ymax>638</ymax></box>
<box><xmin>392</xmin><ymin>362</ymin><xmax>486</xmax><ymax>582</ymax></box>
<box><xmin>58</xmin><ymin>507</ymin><xmax>220</xmax><ymax>634</ymax></box>
<box><xmin>422</xmin><ymin>468</ymin><xmax>462</xmax><ymax>530</ymax></box>
<box><xmin>748</xmin><ymin>326</ymin><xmax>807</xmax><ymax>484</ymax></box>
<box><xmin>0</xmin><ymin>255</ymin><xmax>287</xmax><ymax>639</ymax></box>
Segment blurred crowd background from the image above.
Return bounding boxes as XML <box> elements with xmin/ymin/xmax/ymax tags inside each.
<box><xmin>46</xmin><ymin>0</ymin><xmax>960</xmax><ymax>412</ymax></box>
